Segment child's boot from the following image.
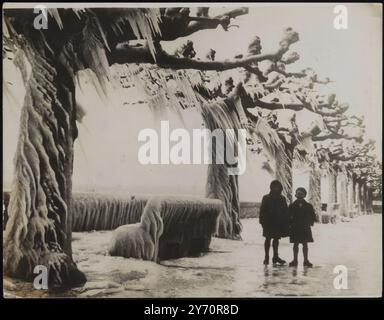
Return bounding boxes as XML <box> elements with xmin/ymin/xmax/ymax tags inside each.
<box><xmin>272</xmin><ymin>257</ymin><xmax>286</xmax><ymax>265</ymax></box>
<box><xmin>289</xmin><ymin>260</ymin><xmax>298</xmax><ymax>267</ymax></box>
<box><xmin>303</xmin><ymin>260</ymin><xmax>313</xmax><ymax>267</ymax></box>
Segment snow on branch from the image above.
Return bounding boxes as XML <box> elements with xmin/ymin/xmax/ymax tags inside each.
<box><xmin>110</xmin><ymin>27</ymin><xmax>300</xmax><ymax>71</ymax></box>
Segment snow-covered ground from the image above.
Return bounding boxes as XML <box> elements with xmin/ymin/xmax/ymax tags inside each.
<box><xmin>3</xmin><ymin>214</ymin><xmax>382</xmax><ymax>298</ymax></box>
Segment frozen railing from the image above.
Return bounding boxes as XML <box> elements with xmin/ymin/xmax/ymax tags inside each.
<box><xmin>71</xmin><ymin>193</ymin><xmax>223</xmax><ymax>259</ymax></box>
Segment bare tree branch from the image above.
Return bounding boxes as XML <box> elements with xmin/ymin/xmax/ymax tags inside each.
<box><xmin>110</xmin><ymin>42</ymin><xmax>292</xmax><ymax>71</ymax></box>
<box><xmin>158</xmin><ymin>7</ymin><xmax>249</xmax><ymax>41</ymax></box>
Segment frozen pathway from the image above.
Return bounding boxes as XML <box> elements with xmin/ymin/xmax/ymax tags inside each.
<box><xmin>3</xmin><ymin>214</ymin><xmax>382</xmax><ymax>297</ymax></box>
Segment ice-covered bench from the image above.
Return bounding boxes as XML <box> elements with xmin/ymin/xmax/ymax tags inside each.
<box><xmin>71</xmin><ymin>193</ymin><xmax>223</xmax><ymax>260</ymax></box>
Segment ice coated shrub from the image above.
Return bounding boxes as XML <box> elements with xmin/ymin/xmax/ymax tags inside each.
<box><xmin>109</xmin><ymin>197</ymin><xmax>163</xmax><ymax>262</ymax></box>
<box><xmin>71</xmin><ymin>193</ymin><xmax>223</xmax><ymax>260</ymax></box>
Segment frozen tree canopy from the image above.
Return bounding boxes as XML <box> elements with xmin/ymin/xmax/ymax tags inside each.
<box><xmin>2</xmin><ymin>5</ymin><xmax>381</xmax><ymax>292</ymax></box>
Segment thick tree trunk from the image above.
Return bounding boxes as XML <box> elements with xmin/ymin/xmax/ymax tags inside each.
<box><xmin>352</xmin><ymin>174</ymin><xmax>360</xmax><ymax>215</ymax></box>
<box><xmin>3</xmin><ymin>51</ymin><xmax>86</xmax><ymax>290</ymax></box>
<box><xmin>347</xmin><ymin>174</ymin><xmax>355</xmax><ymax>217</ymax></box>
<box><xmin>356</xmin><ymin>181</ymin><xmax>362</xmax><ymax>215</ymax></box>
<box><xmin>203</xmin><ymin>100</ymin><xmax>242</xmax><ymax>240</ymax></box>
<box><xmin>328</xmin><ymin>171</ymin><xmax>338</xmax><ymax>203</ymax></box>
<box><xmin>361</xmin><ymin>183</ymin><xmax>368</xmax><ymax>214</ymax></box>
<box><xmin>276</xmin><ymin>149</ymin><xmax>293</xmax><ymax>204</ymax></box>
<box><xmin>367</xmin><ymin>188</ymin><xmax>374</xmax><ymax>214</ymax></box>
<box><xmin>206</xmin><ymin>164</ymin><xmax>242</xmax><ymax>239</ymax></box>
<box><xmin>327</xmin><ymin>170</ymin><xmax>338</xmax><ymax>222</ymax></box>
<box><xmin>339</xmin><ymin>172</ymin><xmax>348</xmax><ymax>217</ymax></box>
<box><xmin>360</xmin><ymin>182</ymin><xmax>366</xmax><ymax>214</ymax></box>
<box><xmin>308</xmin><ymin>166</ymin><xmax>322</xmax><ymax>222</ymax></box>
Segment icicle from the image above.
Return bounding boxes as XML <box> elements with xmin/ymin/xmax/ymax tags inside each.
<box><xmin>120</xmin><ymin>9</ymin><xmax>161</xmax><ymax>60</ymax></box>
<box><xmin>253</xmin><ymin>117</ymin><xmax>292</xmax><ymax>200</ymax></box>
<box><xmin>48</xmin><ymin>9</ymin><xmax>63</xmax><ymax>30</ymax></box>
<box><xmin>118</xmin><ymin>64</ymin><xmax>203</xmax><ymax>122</ymax></box>
<box><xmin>200</xmin><ymin>99</ymin><xmax>244</xmax><ymax>239</ymax></box>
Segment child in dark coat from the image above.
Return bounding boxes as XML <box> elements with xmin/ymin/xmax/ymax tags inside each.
<box><xmin>288</xmin><ymin>187</ymin><xmax>316</xmax><ymax>267</ymax></box>
<box><xmin>259</xmin><ymin>180</ymin><xmax>289</xmax><ymax>266</ymax></box>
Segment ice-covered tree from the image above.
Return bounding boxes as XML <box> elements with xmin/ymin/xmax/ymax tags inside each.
<box><xmin>3</xmin><ymin>6</ymin><xmax>380</xmax><ymax>290</ymax></box>
<box><xmin>3</xmin><ymin>7</ymin><xmax>168</xmax><ymax>290</ymax></box>
<box><xmin>5</xmin><ymin>6</ymin><xmax>291</xmax><ymax>287</ymax></box>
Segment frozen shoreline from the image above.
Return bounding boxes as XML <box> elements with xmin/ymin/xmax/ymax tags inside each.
<box><xmin>3</xmin><ymin>214</ymin><xmax>382</xmax><ymax>298</ymax></box>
